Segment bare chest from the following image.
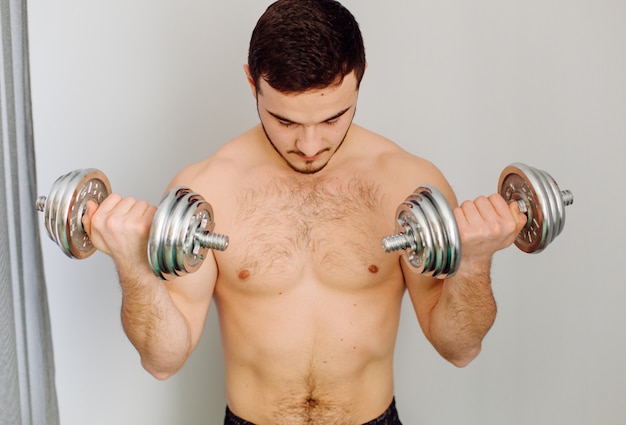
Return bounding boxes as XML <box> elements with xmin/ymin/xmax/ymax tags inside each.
<box><xmin>217</xmin><ymin>176</ymin><xmax>394</xmax><ymax>291</ymax></box>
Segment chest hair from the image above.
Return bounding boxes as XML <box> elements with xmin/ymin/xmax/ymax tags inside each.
<box><xmin>232</xmin><ymin>176</ymin><xmax>387</xmax><ymax>276</ymax></box>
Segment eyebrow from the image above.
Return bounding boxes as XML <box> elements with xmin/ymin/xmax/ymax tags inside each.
<box><xmin>266</xmin><ymin>106</ymin><xmax>352</xmax><ymax>125</ymax></box>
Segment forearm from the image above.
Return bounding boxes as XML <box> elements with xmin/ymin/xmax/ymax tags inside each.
<box><xmin>82</xmin><ymin>194</ymin><xmax>208</xmax><ymax>378</ymax></box>
<box><xmin>117</xmin><ymin>264</ymin><xmax>193</xmax><ymax>379</ymax></box>
<box><xmin>428</xmin><ymin>259</ymin><xmax>496</xmax><ymax>367</ymax></box>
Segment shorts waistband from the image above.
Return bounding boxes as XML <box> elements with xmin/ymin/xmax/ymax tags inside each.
<box><xmin>224</xmin><ymin>397</ymin><xmax>402</xmax><ymax>425</ymax></box>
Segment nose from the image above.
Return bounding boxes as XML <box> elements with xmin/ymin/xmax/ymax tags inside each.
<box><xmin>295</xmin><ymin>125</ymin><xmax>323</xmax><ymax>158</ymax></box>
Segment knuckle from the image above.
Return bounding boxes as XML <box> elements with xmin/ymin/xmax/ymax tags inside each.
<box><xmin>102</xmin><ymin>193</ymin><xmax>122</xmax><ymax>206</ymax></box>
<box><xmin>501</xmin><ymin>219</ymin><xmax>517</xmax><ymax>236</ymax></box>
<box><xmin>459</xmin><ymin>199</ymin><xmax>475</xmax><ymax>210</ymax></box>
<box><xmin>488</xmin><ymin>193</ymin><xmax>504</xmax><ymax>203</ymax></box>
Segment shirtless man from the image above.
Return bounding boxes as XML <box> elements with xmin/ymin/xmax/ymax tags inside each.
<box><xmin>83</xmin><ymin>1</ymin><xmax>527</xmax><ymax>424</ymax></box>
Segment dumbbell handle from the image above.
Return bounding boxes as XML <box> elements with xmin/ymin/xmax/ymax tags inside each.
<box><xmin>381</xmin><ymin>233</ymin><xmax>414</xmax><ymax>253</ymax></box>
<box><xmin>193</xmin><ymin>230</ymin><xmax>229</xmax><ymax>251</ymax></box>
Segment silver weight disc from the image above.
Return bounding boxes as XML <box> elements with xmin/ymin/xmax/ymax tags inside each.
<box><xmin>538</xmin><ymin>168</ymin><xmax>566</xmax><ymax>238</ymax></box>
<box><xmin>498</xmin><ymin>163</ymin><xmax>560</xmax><ymax>253</ymax></box>
<box><xmin>420</xmin><ymin>186</ymin><xmax>461</xmax><ymax>278</ymax></box>
<box><xmin>396</xmin><ymin>192</ymin><xmax>432</xmax><ymax>273</ymax></box>
<box><xmin>148</xmin><ymin>187</ymin><xmax>215</xmax><ymax>281</ymax></box>
<box><xmin>147</xmin><ymin>189</ymin><xmax>176</xmax><ymax>279</ymax></box>
<box><xmin>414</xmin><ymin>190</ymin><xmax>445</xmax><ymax>276</ymax></box>
<box><xmin>533</xmin><ymin>168</ymin><xmax>561</xmax><ymax>247</ymax></box>
<box><xmin>395</xmin><ymin>186</ymin><xmax>461</xmax><ymax>278</ymax></box>
<box><xmin>42</xmin><ymin>169</ymin><xmax>111</xmax><ymax>259</ymax></box>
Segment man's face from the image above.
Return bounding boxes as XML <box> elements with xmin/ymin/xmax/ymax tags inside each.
<box><xmin>252</xmin><ymin>72</ymin><xmax>359</xmax><ymax>174</ymax></box>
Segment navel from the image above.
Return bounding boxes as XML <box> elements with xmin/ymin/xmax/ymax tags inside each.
<box><xmin>238</xmin><ymin>269</ymin><xmax>251</xmax><ymax>281</ymax></box>
<box><xmin>368</xmin><ymin>264</ymin><xmax>379</xmax><ymax>274</ymax></box>
<box><xmin>306</xmin><ymin>397</ymin><xmax>320</xmax><ymax>409</ymax></box>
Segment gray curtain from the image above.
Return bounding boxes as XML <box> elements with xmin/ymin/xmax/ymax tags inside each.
<box><xmin>0</xmin><ymin>0</ymin><xmax>60</xmax><ymax>424</ymax></box>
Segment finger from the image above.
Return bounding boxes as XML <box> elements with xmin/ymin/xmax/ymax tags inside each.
<box><xmin>129</xmin><ymin>199</ymin><xmax>153</xmax><ymax>216</ymax></box>
<box><xmin>93</xmin><ymin>193</ymin><xmax>123</xmax><ymax>215</ymax></box>
<box><xmin>472</xmin><ymin>196</ymin><xmax>502</xmax><ymax>222</ymax></box>
<box><xmin>141</xmin><ymin>204</ymin><xmax>158</xmax><ymax>221</ymax></box>
<box><xmin>453</xmin><ymin>200</ymin><xmax>476</xmax><ymax>227</ymax></box>
<box><xmin>507</xmin><ymin>200</ymin><xmax>528</xmax><ymax>231</ymax></box>
<box><xmin>82</xmin><ymin>196</ymin><xmax>117</xmax><ymax>235</ymax></box>
<box><xmin>109</xmin><ymin>196</ymin><xmax>140</xmax><ymax>215</ymax></box>
<box><xmin>486</xmin><ymin>193</ymin><xmax>512</xmax><ymax>217</ymax></box>
<box><xmin>82</xmin><ymin>199</ymin><xmax>98</xmax><ymax>235</ymax></box>
<box><xmin>128</xmin><ymin>201</ymin><xmax>157</xmax><ymax>231</ymax></box>
<box><xmin>486</xmin><ymin>193</ymin><xmax>526</xmax><ymax>230</ymax></box>
<box><xmin>82</xmin><ymin>194</ymin><xmax>118</xmax><ymax>232</ymax></box>
<box><xmin>458</xmin><ymin>197</ymin><xmax>490</xmax><ymax>226</ymax></box>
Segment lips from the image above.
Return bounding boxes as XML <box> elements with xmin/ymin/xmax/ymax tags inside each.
<box><xmin>296</xmin><ymin>148</ymin><xmax>330</xmax><ymax>162</ymax></box>
<box><xmin>299</xmin><ymin>154</ymin><xmax>320</xmax><ymax>162</ymax></box>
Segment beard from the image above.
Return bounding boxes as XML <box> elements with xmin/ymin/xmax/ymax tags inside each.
<box><xmin>259</xmin><ymin>123</ymin><xmax>350</xmax><ymax>175</ymax></box>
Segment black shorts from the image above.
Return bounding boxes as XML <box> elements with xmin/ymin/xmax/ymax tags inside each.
<box><xmin>224</xmin><ymin>397</ymin><xmax>402</xmax><ymax>424</ymax></box>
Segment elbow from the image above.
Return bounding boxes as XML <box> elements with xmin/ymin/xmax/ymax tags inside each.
<box><xmin>439</xmin><ymin>344</ymin><xmax>482</xmax><ymax>368</ymax></box>
<box><xmin>141</xmin><ymin>359</ymin><xmax>182</xmax><ymax>381</ymax></box>
<box><xmin>448</xmin><ymin>353</ymin><xmax>478</xmax><ymax>368</ymax></box>
<box><xmin>148</xmin><ymin>369</ymin><xmax>176</xmax><ymax>381</ymax></box>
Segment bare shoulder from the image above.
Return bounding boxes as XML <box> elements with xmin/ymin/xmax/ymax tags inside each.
<box><xmin>166</xmin><ymin>127</ymin><xmax>261</xmax><ymax>194</ymax></box>
<box><xmin>350</xmin><ymin>125</ymin><xmax>456</xmax><ymax>205</ymax></box>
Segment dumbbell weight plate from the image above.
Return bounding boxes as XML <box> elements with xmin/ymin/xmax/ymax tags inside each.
<box><xmin>394</xmin><ymin>186</ymin><xmax>461</xmax><ymax>278</ymax></box>
<box><xmin>420</xmin><ymin>186</ymin><xmax>461</xmax><ymax>277</ymax></box>
<box><xmin>40</xmin><ymin>169</ymin><xmax>111</xmax><ymax>259</ymax></box>
<box><xmin>148</xmin><ymin>187</ymin><xmax>215</xmax><ymax>281</ymax></box>
<box><xmin>396</xmin><ymin>191</ymin><xmax>431</xmax><ymax>272</ymax></box>
<box><xmin>498</xmin><ymin>163</ymin><xmax>562</xmax><ymax>254</ymax></box>
<box><xmin>535</xmin><ymin>168</ymin><xmax>566</xmax><ymax>239</ymax></box>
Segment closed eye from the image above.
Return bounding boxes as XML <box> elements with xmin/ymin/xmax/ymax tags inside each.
<box><xmin>277</xmin><ymin>119</ymin><xmax>295</xmax><ymax>128</ymax></box>
<box><xmin>267</xmin><ymin>106</ymin><xmax>352</xmax><ymax>128</ymax></box>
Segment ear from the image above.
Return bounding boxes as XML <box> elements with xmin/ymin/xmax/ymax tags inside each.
<box><xmin>243</xmin><ymin>64</ymin><xmax>257</xmax><ymax>98</ymax></box>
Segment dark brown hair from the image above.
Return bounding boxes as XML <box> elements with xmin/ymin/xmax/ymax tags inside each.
<box><xmin>248</xmin><ymin>0</ymin><xmax>366</xmax><ymax>94</ymax></box>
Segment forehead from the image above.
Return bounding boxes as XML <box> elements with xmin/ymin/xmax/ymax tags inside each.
<box><xmin>257</xmin><ymin>73</ymin><xmax>359</xmax><ymax>124</ymax></box>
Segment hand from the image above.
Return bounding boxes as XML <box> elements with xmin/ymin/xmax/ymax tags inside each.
<box><xmin>81</xmin><ymin>195</ymin><xmax>157</xmax><ymax>266</ymax></box>
<box><xmin>453</xmin><ymin>193</ymin><xmax>527</xmax><ymax>265</ymax></box>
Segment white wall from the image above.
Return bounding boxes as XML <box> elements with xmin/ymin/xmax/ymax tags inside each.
<box><xmin>28</xmin><ymin>1</ymin><xmax>626</xmax><ymax>424</ymax></box>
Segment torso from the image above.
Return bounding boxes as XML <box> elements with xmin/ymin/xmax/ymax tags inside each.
<box><xmin>185</xmin><ymin>124</ymin><xmax>438</xmax><ymax>424</ymax></box>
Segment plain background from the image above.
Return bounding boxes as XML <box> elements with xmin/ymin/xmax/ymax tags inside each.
<box><xmin>27</xmin><ymin>1</ymin><xmax>625</xmax><ymax>424</ymax></box>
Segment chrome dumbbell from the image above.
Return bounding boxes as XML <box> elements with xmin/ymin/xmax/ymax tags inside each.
<box><xmin>36</xmin><ymin>169</ymin><xmax>229</xmax><ymax>280</ymax></box>
<box><xmin>381</xmin><ymin>163</ymin><xmax>574</xmax><ymax>278</ymax></box>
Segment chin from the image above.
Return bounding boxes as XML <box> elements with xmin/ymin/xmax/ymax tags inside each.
<box><xmin>291</xmin><ymin>161</ymin><xmax>329</xmax><ymax>174</ymax></box>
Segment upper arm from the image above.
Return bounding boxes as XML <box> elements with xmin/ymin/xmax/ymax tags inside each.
<box><xmin>164</xmin><ymin>258</ymin><xmax>218</xmax><ymax>350</ymax></box>
<box><xmin>403</xmin><ymin>262</ymin><xmax>444</xmax><ymax>345</ymax></box>
<box><xmin>157</xmin><ymin>158</ymin><xmax>224</xmax><ymax>350</ymax></box>
<box><xmin>386</xmin><ymin>153</ymin><xmax>459</xmax><ymax>343</ymax></box>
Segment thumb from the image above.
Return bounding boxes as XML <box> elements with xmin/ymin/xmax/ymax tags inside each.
<box><xmin>509</xmin><ymin>201</ymin><xmax>528</xmax><ymax>233</ymax></box>
<box><xmin>81</xmin><ymin>199</ymin><xmax>99</xmax><ymax>236</ymax></box>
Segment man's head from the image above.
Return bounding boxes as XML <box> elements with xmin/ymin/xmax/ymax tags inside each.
<box><xmin>247</xmin><ymin>0</ymin><xmax>366</xmax><ymax>94</ymax></box>
<box><xmin>245</xmin><ymin>0</ymin><xmax>366</xmax><ymax>174</ymax></box>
